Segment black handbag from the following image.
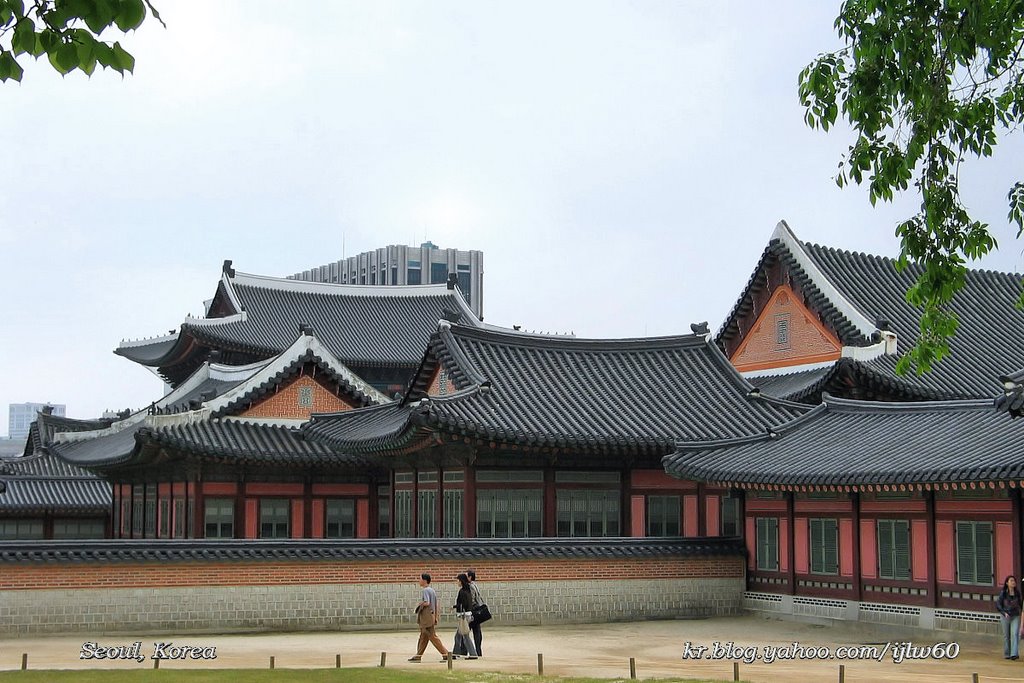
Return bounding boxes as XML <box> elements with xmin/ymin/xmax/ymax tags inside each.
<box><xmin>471</xmin><ymin>603</ymin><xmax>492</xmax><ymax>624</ymax></box>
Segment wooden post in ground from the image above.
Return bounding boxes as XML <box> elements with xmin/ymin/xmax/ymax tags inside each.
<box><xmin>838</xmin><ymin>664</ymin><xmax>844</xmax><ymax>683</ymax></box>
<box><xmin>270</xmin><ymin>656</ymin><xmax>275</xmax><ymax>669</ymax></box>
<box><xmin>380</xmin><ymin>652</ymin><xmax>386</xmax><ymax>667</ymax></box>
<box><xmin>21</xmin><ymin>654</ymin><xmax>27</xmax><ymax>671</ymax></box>
<box><xmin>973</xmin><ymin>674</ymin><xmax>979</xmax><ymax>683</ymax></box>
<box><xmin>629</xmin><ymin>656</ymin><xmax>636</xmax><ymax>679</ymax></box>
<box><xmin>538</xmin><ymin>653</ymin><xmax>544</xmax><ymax>675</ymax></box>
<box><xmin>336</xmin><ymin>654</ymin><xmax>341</xmax><ymax>668</ymax></box>
<box><xmin>733</xmin><ymin>661</ymin><xmax>740</xmax><ymax>681</ymax></box>
<box><xmin>447</xmin><ymin>652</ymin><xmax>453</xmax><ymax>670</ymax></box>
<box><xmin>153</xmin><ymin>658</ymin><xmax>159</xmax><ymax>669</ymax></box>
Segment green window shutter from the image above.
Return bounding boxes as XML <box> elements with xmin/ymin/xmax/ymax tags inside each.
<box><xmin>877</xmin><ymin>520</ymin><xmax>894</xmax><ymax>579</ymax></box>
<box><xmin>956</xmin><ymin>521</ymin><xmax>975</xmax><ymax>584</ymax></box>
<box><xmin>824</xmin><ymin>520</ymin><xmax>838</xmax><ymax>574</ymax></box>
<box><xmin>893</xmin><ymin>520</ymin><xmax>911</xmax><ymax>581</ymax></box>
<box><xmin>809</xmin><ymin>519</ymin><xmax>822</xmax><ymax>573</ymax></box>
<box><xmin>976</xmin><ymin>522</ymin><xmax>994</xmax><ymax>586</ymax></box>
<box><xmin>757</xmin><ymin>517</ymin><xmax>775</xmax><ymax>570</ymax></box>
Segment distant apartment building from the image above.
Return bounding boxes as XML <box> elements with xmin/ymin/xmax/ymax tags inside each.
<box><xmin>8</xmin><ymin>403</ymin><xmax>65</xmax><ymax>440</ymax></box>
<box><xmin>288</xmin><ymin>242</ymin><xmax>484</xmax><ymax>319</ymax></box>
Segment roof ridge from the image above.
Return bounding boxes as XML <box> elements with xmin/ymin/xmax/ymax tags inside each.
<box><xmin>231</xmin><ymin>270</ymin><xmax>466</xmax><ymax>298</ymax></box>
<box><xmin>447</xmin><ymin>322</ymin><xmax>708</xmax><ymax>350</ymax></box>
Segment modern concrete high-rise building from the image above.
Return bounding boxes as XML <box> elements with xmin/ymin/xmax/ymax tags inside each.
<box><xmin>288</xmin><ymin>242</ymin><xmax>484</xmax><ymax>319</ymax></box>
<box><xmin>8</xmin><ymin>403</ymin><xmax>65</xmax><ymax>440</ymax></box>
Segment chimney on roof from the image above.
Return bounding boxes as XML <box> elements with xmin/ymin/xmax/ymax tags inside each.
<box><xmin>222</xmin><ymin>260</ymin><xmax>235</xmax><ymax>277</ymax></box>
<box><xmin>446</xmin><ymin>272</ymin><xmax>458</xmax><ymax>290</ymax></box>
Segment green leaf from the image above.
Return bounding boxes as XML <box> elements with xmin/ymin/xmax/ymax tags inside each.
<box><xmin>11</xmin><ymin>16</ymin><xmax>34</xmax><ymax>55</ymax></box>
<box><xmin>115</xmin><ymin>0</ymin><xmax>146</xmax><ymax>31</ymax></box>
<box><xmin>0</xmin><ymin>50</ymin><xmax>22</xmax><ymax>82</ymax></box>
<box><xmin>111</xmin><ymin>41</ymin><xmax>134</xmax><ymax>72</ymax></box>
<box><xmin>55</xmin><ymin>42</ymin><xmax>79</xmax><ymax>72</ymax></box>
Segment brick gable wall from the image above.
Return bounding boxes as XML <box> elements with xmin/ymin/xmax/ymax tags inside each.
<box><xmin>730</xmin><ymin>284</ymin><xmax>841</xmax><ymax>372</ymax></box>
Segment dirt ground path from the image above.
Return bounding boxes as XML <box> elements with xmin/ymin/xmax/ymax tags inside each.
<box><xmin>1</xmin><ymin>616</ymin><xmax>1022</xmax><ymax>682</ymax></box>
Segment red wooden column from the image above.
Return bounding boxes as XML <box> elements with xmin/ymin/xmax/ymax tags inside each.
<box><xmin>543</xmin><ymin>468</ymin><xmax>556</xmax><ymax>537</ymax></box>
<box><xmin>926</xmin><ymin>489</ymin><xmax>939</xmax><ymax>607</ymax></box>
<box><xmin>786</xmin><ymin>491</ymin><xmax>796</xmax><ymax>595</ymax></box>
<box><xmin>850</xmin><ymin>491</ymin><xmax>862</xmax><ymax>602</ymax></box>
<box><xmin>1012</xmin><ymin>487</ymin><xmax>1022</xmax><ymax>584</ymax></box>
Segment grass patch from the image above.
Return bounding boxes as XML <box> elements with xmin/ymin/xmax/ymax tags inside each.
<box><xmin>0</xmin><ymin>668</ymin><xmax>727</xmax><ymax>683</ymax></box>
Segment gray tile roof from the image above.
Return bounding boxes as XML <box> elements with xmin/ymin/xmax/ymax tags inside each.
<box><xmin>305</xmin><ymin>323</ymin><xmax>812</xmax><ymax>454</ymax></box>
<box><xmin>718</xmin><ymin>222</ymin><xmax>1024</xmax><ymax>401</ymax></box>
<box><xmin>0</xmin><ymin>537</ymin><xmax>745</xmax><ymax>564</ymax></box>
<box><xmin>49</xmin><ymin>425</ymin><xmax>143</xmax><ymax>469</ymax></box>
<box><xmin>0</xmin><ymin>452</ymin><xmax>110</xmax><ymax>514</ymax></box>
<box><xmin>141</xmin><ymin>420</ymin><xmax>373</xmax><ymax>468</ymax></box>
<box><xmin>116</xmin><ymin>269</ymin><xmax>482</xmax><ymax>385</ymax></box>
<box><xmin>663</xmin><ymin>395</ymin><xmax>1024</xmax><ymax>488</ymax></box>
<box><xmin>748</xmin><ymin>366</ymin><xmax>834</xmax><ymax>401</ymax></box>
<box><xmin>26</xmin><ymin>412</ymin><xmax>113</xmax><ymax>456</ymax></box>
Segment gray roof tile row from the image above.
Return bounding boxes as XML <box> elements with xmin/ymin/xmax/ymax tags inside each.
<box><xmin>664</xmin><ymin>395</ymin><xmax>1024</xmax><ymax>488</ymax></box>
<box><xmin>0</xmin><ymin>537</ymin><xmax>744</xmax><ymax>564</ymax></box>
<box><xmin>305</xmin><ymin>323</ymin><xmax>811</xmax><ymax>454</ymax></box>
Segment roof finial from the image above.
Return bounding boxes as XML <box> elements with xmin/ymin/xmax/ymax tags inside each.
<box><xmin>222</xmin><ymin>259</ymin><xmax>235</xmax><ymax>277</ymax></box>
<box><xmin>690</xmin><ymin>321</ymin><xmax>710</xmax><ymax>336</ymax></box>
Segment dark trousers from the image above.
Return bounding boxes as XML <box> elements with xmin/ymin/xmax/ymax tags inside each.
<box><xmin>470</xmin><ymin>620</ymin><xmax>483</xmax><ymax>656</ymax></box>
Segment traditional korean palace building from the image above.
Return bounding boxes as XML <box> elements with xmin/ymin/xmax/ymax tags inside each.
<box><xmin>2</xmin><ymin>222</ymin><xmax>1024</xmax><ymax>636</ymax></box>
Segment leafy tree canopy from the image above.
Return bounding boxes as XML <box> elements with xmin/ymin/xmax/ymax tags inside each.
<box><xmin>800</xmin><ymin>0</ymin><xmax>1024</xmax><ymax>374</ymax></box>
<box><xmin>0</xmin><ymin>0</ymin><xmax>161</xmax><ymax>81</ymax></box>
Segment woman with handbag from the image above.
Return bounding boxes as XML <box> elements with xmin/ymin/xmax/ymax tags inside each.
<box><xmin>452</xmin><ymin>573</ymin><xmax>479</xmax><ymax>659</ymax></box>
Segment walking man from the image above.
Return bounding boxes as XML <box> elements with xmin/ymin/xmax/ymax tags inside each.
<box><xmin>409</xmin><ymin>573</ymin><xmax>451</xmax><ymax>662</ymax></box>
<box><xmin>468</xmin><ymin>569</ymin><xmax>484</xmax><ymax>657</ymax></box>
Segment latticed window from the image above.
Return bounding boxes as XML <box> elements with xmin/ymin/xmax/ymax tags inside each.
<box><xmin>877</xmin><ymin>519</ymin><xmax>911</xmax><ymax>580</ymax></box>
<box><xmin>556</xmin><ymin>490</ymin><xmax>620</xmax><ymax>537</ymax></box>
<box><xmin>956</xmin><ymin>521</ymin><xmax>994</xmax><ymax>585</ymax></box>
<box><xmin>204</xmin><ymin>498</ymin><xmax>234</xmax><ymax>539</ymax></box>
<box><xmin>173</xmin><ymin>499</ymin><xmax>185</xmax><ymax>538</ymax></box>
<box><xmin>477</xmin><ymin>489</ymin><xmax>542</xmax><ymax>538</ymax></box>
<box><xmin>646</xmin><ymin>495</ymin><xmax>680</xmax><ymax>537</ymax></box>
<box><xmin>443</xmin><ymin>489</ymin><xmax>464</xmax><ymax>538</ymax></box>
<box><xmin>394</xmin><ymin>490</ymin><xmax>413</xmax><ymax>538</ymax></box>
<box><xmin>377</xmin><ymin>485</ymin><xmax>391</xmax><ymax>538</ymax></box>
<box><xmin>417</xmin><ymin>490</ymin><xmax>437</xmax><ymax>538</ymax></box>
<box><xmin>756</xmin><ymin>517</ymin><xmax>779</xmax><ymax>571</ymax></box>
<box><xmin>721</xmin><ymin>494</ymin><xmax>741</xmax><ymax>536</ymax></box>
<box><xmin>53</xmin><ymin>519</ymin><xmax>105</xmax><ymax>539</ymax></box>
<box><xmin>259</xmin><ymin>499</ymin><xmax>290</xmax><ymax>539</ymax></box>
<box><xmin>0</xmin><ymin>519</ymin><xmax>43</xmax><ymax>539</ymax></box>
<box><xmin>325</xmin><ymin>499</ymin><xmax>355</xmax><ymax>538</ymax></box>
<box><xmin>809</xmin><ymin>518</ymin><xmax>839</xmax><ymax>575</ymax></box>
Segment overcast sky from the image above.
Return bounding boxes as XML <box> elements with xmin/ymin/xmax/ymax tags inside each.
<box><xmin>2</xmin><ymin>1</ymin><xmax>1022</xmax><ymax>435</ymax></box>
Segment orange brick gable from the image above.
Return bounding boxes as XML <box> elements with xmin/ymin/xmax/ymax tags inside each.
<box><xmin>240</xmin><ymin>375</ymin><xmax>356</xmax><ymax>420</ymax></box>
<box><xmin>426</xmin><ymin>365</ymin><xmax>455</xmax><ymax>396</ymax></box>
<box><xmin>730</xmin><ymin>284</ymin><xmax>841</xmax><ymax>372</ymax></box>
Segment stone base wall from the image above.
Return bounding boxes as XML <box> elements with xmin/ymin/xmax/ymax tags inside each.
<box><xmin>744</xmin><ymin>591</ymin><xmax>1001</xmax><ymax>636</ymax></box>
<box><xmin>0</xmin><ymin>545</ymin><xmax>745</xmax><ymax>635</ymax></box>
<box><xmin>2</xmin><ymin>577</ymin><xmax>742</xmax><ymax>635</ymax></box>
